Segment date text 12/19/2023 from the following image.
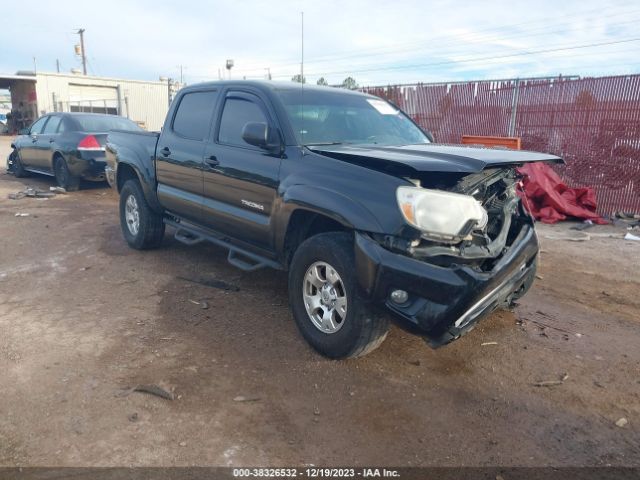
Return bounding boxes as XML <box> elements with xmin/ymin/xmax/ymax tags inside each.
<box><xmin>233</xmin><ymin>468</ymin><xmax>401</xmax><ymax>478</ymax></box>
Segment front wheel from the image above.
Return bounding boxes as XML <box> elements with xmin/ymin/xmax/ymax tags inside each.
<box><xmin>119</xmin><ymin>179</ymin><xmax>165</xmax><ymax>250</ymax></box>
<box><xmin>11</xmin><ymin>150</ymin><xmax>29</xmax><ymax>178</ymax></box>
<box><xmin>288</xmin><ymin>232</ymin><xmax>389</xmax><ymax>359</ymax></box>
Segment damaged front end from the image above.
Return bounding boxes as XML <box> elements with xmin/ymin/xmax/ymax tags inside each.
<box><xmin>355</xmin><ymin>167</ymin><xmax>538</xmax><ymax>347</ymax></box>
<box><xmin>410</xmin><ymin>168</ymin><xmax>529</xmax><ymax>266</ymax></box>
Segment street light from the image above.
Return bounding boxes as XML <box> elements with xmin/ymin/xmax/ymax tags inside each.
<box><xmin>226</xmin><ymin>59</ymin><xmax>234</xmax><ymax>79</ymax></box>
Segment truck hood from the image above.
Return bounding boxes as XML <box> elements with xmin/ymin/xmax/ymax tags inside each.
<box><xmin>309</xmin><ymin>143</ymin><xmax>563</xmax><ymax>174</ymax></box>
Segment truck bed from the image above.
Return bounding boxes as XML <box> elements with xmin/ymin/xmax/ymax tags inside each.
<box><xmin>105</xmin><ymin>129</ymin><xmax>160</xmax><ymax>192</ymax></box>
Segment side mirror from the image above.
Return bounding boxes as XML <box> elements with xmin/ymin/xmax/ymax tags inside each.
<box><xmin>425</xmin><ymin>131</ymin><xmax>435</xmax><ymax>142</ymax></box>
<box><xmin>19</xmin><ymin>128</ymin><xmax>29</xmax><ymax>135</ymax></box>
<box><xmin>242</xmin><ymin>122</ymin><xmax>280</xmax><ymax>151</ymax></box>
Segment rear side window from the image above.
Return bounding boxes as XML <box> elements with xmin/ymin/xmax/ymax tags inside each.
<box><xmin>58</xmin><ymin>117</ymin><xmax>70</xmax><ymax>133</ymax></box>
<box><xmin>218</xmin><ymin>97</ymin><xmax>267</xmax><ymax>147</ymax></box>
<box><xmin>172</xmin><ymin>91</ymin><xmax>218</xmax><ymax>141</ymax></box>
<box><xmin>73</xmin><ymin>115</ymin><xmax>141</xmax><ymax>132</ymax></box>
<box><xmin>43</xmin><ymin>116</ymin><xmax>61</xmax><ymax>134</ymax></box>
<box><xmin>30</xmin><ymin>117</ymin><xmax>48</xmax><ymax>134</ymax></box>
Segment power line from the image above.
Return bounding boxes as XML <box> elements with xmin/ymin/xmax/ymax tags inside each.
<box><xmin>270</xmin><ymin>37</ymin><xmax>640</xmax><ymax>78</ymax></box>
<box><xmin>231</xmin><ymin>17</ymin><xmax>640</xmax><ymax>77</ymax></box>
<box><xmin>229</xmin><ymin>5</ymin><xmax>640</xmax><ymax>73</ymax></box>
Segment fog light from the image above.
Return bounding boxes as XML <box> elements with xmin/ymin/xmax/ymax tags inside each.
<box><xmin>390</xmin><ymin>289</ymin><xmax>409</xmax><ymax>304</ymax></box>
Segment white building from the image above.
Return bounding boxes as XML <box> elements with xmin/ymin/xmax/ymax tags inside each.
<box><xmin>0</xmin><ymin>71</ymin><xmax>179</xmax><ymax>131</ymax></box>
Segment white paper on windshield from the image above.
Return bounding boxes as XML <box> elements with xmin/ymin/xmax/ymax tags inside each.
<box><xmin>366</xmin><ymin>99</ymin><xmax>399</xmax><ymax>115</ymax></box>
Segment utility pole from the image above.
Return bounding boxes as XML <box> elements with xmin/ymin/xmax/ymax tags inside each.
<box><xmin>77</xmin><ymin>28</ymin><xmax>87</xmax><ymax>75</ymax></box>
<box><xmin>167</xmin><ymin>78</ymin><xmax>173</xmax><ymax>108</ymax></box>
<box><xmin>56</xmin><ymin>59</ymin><xmax>60</xmax><ymax>73</ymax></box>
<box><xmin>301</xmin><ymin>12</ymin><xmax>304</xmax><ymax>83</ymax></box>
<box><xmin>177</xmin><ymin>65</ymin><xmax>184</xmax><ymax>84</ymax></box>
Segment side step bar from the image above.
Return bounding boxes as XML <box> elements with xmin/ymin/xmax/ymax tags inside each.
<box><xmin>164</xmin><ymin>218</ymin><xmax>282</xmax><ymax>272</ymax></box>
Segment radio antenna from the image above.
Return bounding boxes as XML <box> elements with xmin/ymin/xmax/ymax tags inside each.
<box><xmin>301</xmin><ymin>11</ymin><xmax>305</xmax><ymax>146</ymax></box>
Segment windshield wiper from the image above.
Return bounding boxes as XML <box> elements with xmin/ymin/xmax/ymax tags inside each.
<box><xmin>304</xmin><ymin>142</ymin><xmax>345</xmax><ymax>147</ymax></box>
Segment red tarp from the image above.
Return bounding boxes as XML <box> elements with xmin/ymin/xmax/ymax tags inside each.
<box><xmin>517</xmin><ymin>162</ymin><xmax>607</xmax><ymax>224</ymax></box>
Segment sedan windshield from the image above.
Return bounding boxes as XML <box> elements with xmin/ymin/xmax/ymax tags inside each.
<box><xmin>73</xmin><ymin>115</ymin><xmax>142</xmax><ymax>132</ymax></box>
<box><xmin>277</xmin><ymin>88</ymin><xmax>430</xmax><ymax>147</ymax></box>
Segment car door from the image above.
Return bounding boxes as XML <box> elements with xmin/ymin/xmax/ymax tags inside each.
<box><xmin>155</xmin><ymin>89</ymin><xmax>219</xmax><ymax>224</ymax></box>
<box><xmin>33</xmin><ymin>114</ymin><xmax>62</xmax><ymax>171</ymax></box>
<box><xmin>202</xmin><ymin>90</ymin><xmax>282</xmax><ymax>251</ymax></box>
<box><xmin>19</xmin><ymin>116</ymin><xmax>49</xmax><ymax>168</ymax></box>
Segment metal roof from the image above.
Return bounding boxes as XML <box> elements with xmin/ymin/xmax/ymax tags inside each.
<box><xmin>0</xmin><ymin>73</ymin><xmax>37</xmax><ymax>90</ymax></box>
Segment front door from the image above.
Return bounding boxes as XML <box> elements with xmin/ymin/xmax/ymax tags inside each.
<box><xmin>202</xmin><ymin>90</ymin><xmax>282</xmax><ymax>251</ymax></box>
<box><xmin>155</xmin><ymin>89</ymin><xmax>219</xmax><ymax>224</ymax></box>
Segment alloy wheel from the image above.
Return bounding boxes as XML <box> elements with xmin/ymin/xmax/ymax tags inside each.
<box><xmin>303</xmin><ymin>261</ymin><xmax>348</xmax><ymax>334</ymax></box>
<box><xmin>124</xmin><ymin>194</ymin><xmax>140</xmax><ymax>236</ymax></box>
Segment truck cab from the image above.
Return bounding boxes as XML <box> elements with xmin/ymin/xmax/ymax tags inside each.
<box><xmin>106</xmin><ymin>81</ymin><xmax>561</xmax><ymax>359</ymax></box>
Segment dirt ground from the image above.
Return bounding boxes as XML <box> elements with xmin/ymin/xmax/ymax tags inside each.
<box><xmin>0</xmin><ymin>135</ymin><xmax>639</xmax><ymax>467</ymax></box>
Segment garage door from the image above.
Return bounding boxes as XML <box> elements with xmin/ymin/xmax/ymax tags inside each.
<box><xmin>68</xmin><ymin>84</ymin><xmax>119</xmax><ymax>114</ymax></box>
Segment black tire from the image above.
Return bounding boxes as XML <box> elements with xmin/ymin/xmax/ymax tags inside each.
<box><xmin>11</xmin><ymin>150</ymin><xmax>29</xmax><ymax>178</ymax></box>
<box><xmin>53</xmin><ymin>155</ymin><xmax>80</xmax><ymax>191</ymax></box>
<box><xmin>119</xmin><ymin>179</ymin><xmax>165</xmax><ymax>250</ymax></box>
<box><xmin>288</xmin><ymin>232</ymin><xmax>389</xmax><ymax>359</ymax></box>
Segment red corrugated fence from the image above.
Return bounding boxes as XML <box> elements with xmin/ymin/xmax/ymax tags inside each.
<box><xmin>362</xmin><ymin>75</ymin><xmax>640</xmax><ymax>215</ymax></box>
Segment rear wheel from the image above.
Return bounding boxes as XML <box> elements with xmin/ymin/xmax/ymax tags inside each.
<box><xmin>11</xmin><ymin>150</ymin><xmax>29</xmax><ymax>178</ymax></box>
<box><xmin>119</xmin><ymin>179</ymin><xmax>165</xmax><ymax>250</ymax></box>
<box><xmin>53</xmin><ymin>155</ymin><xmax>80</xmax><ymax>191</ymax></box>
<box><xmin>288</xmin><ymin>232</ymin><xmax>389</xmax><ymax>359</ymax></box>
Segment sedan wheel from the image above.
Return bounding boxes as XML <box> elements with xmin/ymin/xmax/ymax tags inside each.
<box><xmin>53</xmin><ymin>157</ymin><xmax>80</xmax><ymax>191</ymax></box>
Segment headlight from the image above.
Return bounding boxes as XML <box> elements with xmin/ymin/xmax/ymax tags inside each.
<box><xmin>397</xmin><ymin>186</ymin><xmax>488</xmax><ymax>243</ymax></box>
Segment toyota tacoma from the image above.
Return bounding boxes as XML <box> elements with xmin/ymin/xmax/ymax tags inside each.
<box><xmin>105</xmin><ymin>81</ymin><xmax>561</xmax><ymax>359</ymax></box>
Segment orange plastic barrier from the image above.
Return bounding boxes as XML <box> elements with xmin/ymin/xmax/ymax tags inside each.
<box><xmin>461</xmin><ymin>135</ymin><xmax>521</xmax><ymax>150</ymax></box>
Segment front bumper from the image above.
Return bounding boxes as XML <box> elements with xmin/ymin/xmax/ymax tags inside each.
<box><xmin>354</xmin><ymin>223</ymin><xmax>538</xmax><ymax>347</ymax></box>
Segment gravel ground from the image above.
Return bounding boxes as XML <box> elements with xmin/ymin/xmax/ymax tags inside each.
<box><xmin>0</xmin><ymin>135</ymin><xmax>639</xmax><ymax>467</ymax></box>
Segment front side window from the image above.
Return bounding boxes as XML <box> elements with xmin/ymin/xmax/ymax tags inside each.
<box><xmin>218</xmin><ymin>97</ymin><xmax>267</xmax><ymax>148</ymax></box>
<box><xmin>43</xmin><ymin>116</ymin><xmax>61</xmax><ymax>134</ymax></box>
<box><xmin>30</xmin><ymin>116</ymin><xmax>48</xmax><ymax>134</ymax></box>
<box><xmin>172</xmin><ymin>91</ymin><xmax>218</xmax><ymax>141</ymax></box>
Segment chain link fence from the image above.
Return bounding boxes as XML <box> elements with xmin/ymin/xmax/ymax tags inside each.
<box><xmin>362</xmin><ymin>74</ymin><xmax>640</xmax><ymax>215</ymax></box>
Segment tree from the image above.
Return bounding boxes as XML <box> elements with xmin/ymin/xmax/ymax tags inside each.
<box><xmin>341</xmin><ymin>77</ymin><xmax>358</xmax><ymax>90</ymax></box>
<box><xmin>316</xmin><ymin>77</ymin><xmax>329</xmax><ymax>86</ymax></box>
<box><xmin>291</xmin><ymin>74</ymin><xmax>306</xmax><ymax>84</ymax></box>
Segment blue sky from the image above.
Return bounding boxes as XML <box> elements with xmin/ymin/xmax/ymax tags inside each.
<box><xmin>1</xmin><ymin>0</ymin><xmax>639</xmax><ymax>86</ymax></box>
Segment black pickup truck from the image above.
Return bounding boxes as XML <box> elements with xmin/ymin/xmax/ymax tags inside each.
<box><xmin>106</xmin><ymin>81</ymin><xmax>561</xmax><ymax>359</ymax></box>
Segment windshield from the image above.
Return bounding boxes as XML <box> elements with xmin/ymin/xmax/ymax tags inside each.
<box><xmin>277</xmin><ymin>88</ymin><xmax>430</xmax><ymax>147</ymax></box>
<box><xmin>73</xmin><ymin>115</ymin><xmax>142</xmax><ymax>132</ymax></box>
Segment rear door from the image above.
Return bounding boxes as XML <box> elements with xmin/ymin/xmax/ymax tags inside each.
<box><xmin>202</xmin><ymin>89</ymin><xmax>282</xmax><ymax>251</ymax></box>
<box><xmin>20</xmin><ymin>116</ymin><xmax>49</xmax><ymax>167</ymax></box>
<box><xmin>155</xmin><ymin>89</ymin><xmax>219</xmax><ymax>223</ymax></box>
<box><xmin>33</xmin><ymin>114</ymin><xmax>62</xmax><ymax>170</ymax></box>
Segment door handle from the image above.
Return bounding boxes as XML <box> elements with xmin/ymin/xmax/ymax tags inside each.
<box><xmin>160</xmin><ymin>147</ymin><xmax>171</xmax><ymax>157</ymax></box>
<box><xmin>205</xmin><ymin>155</ymin><xmax>219</xmax><ymax>166</ymax></box>
<box><xmin>49</xmin><ymin>139</ymin><xmax>55</xmax><ymax>143</ymax></box>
